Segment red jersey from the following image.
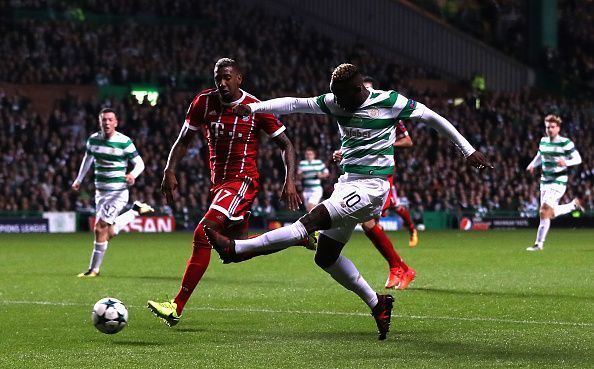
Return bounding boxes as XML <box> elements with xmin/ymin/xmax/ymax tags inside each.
<box><xmin>184</xmin><ymin>88</ymin><xmax>286</xmax><ymax>184</ymax></box>
<box><xmin>393</xmin><ymin>120</ymin><xmax>409</xmax><ymax>175</ymax></box>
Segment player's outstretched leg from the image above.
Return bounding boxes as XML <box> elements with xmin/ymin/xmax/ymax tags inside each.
<box><xmin>205</xmin><ymin>218</ymin><xmax>310</xmax><ymax>263</ymax></box>
<box><xmin>111</xmin><ymin>201</ymin><xmax>154</xmax><ymax>235</ymax></box>
<box><xmin>204</xmin><ymin>226</ymin><xmax>239</xmax><ymax>263</ymax></box>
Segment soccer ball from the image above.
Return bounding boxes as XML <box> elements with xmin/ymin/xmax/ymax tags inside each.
<box><xmin>92</xmin><ymin>297</ymin><xmax>128</xmax><ymax>334</ymax></box>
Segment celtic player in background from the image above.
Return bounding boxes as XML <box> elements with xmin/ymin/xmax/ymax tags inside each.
<box><xmin>207</xmin><ymin>63</ymin><xmax>491</xmax><ymax>340</ymax></box>
<box><xmin>71</xmin><ymin>108</ymin><xmax>153</xmax><ymax>277</ymax></box>
<box><xmin>526</xmin><ymin>114</ymin><xmax>583</xmax><ymax>251</ymax></box>
<box><xmin>298</xmin><ymin>147</ymin><xmax>329</xmax><ymax>211</ymax></box>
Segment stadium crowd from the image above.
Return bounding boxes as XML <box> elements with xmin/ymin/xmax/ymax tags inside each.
<box><xmin>1</xmin><ymin>88</ymin><xmax>592</xmax><ymax>225</ymax></box>
<box><xmin>1</xmin><ymin>0</ymin><xmax>593</xmax><ymax>228</ymax></box>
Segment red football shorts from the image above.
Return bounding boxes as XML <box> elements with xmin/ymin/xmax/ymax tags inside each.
<box><xmin>209</xmin><ymin>177</ymin><xmax>258</xmax><ymax>222</ymax></box>
<box><xmin>381</xmin><ymin>175</ymin><xmax>399</xmax><ymax>216</ymax></box>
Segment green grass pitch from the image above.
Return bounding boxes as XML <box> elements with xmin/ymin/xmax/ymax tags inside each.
<box><xmin>0</xmin><ymin>230</ymin><xmax>592</xmax><ymax>368</ymax></box>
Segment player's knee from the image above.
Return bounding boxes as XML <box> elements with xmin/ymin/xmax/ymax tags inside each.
<box><xmin>361</xmin><ymin>219</ymin><xmax>376</xmax><ymax>232</ymax></box>
<box><xmin>314</xmin><ymin>249</ymin><xmax>339</xmax><ymax>269</ymax></box>
<box><xmin>299</xmin><ymin>204</ymin><xmax>332</xmax><ymax>233</ymax></box>
<box><xmin>193</xmin><ymin>211</ymin><xmax>226</xmax><ymax>248</ymax></box>
<box><xmin>540</xmin><ymin>204</ymin><xmax>553</xmax><ymax>218</ymax></box>
<box><xmin>314</xmin><ymin>234</ymin><xmax>343</xmax><ymax>268</ymax></box>
<box><xmin>94</xmin><ymin>220</ymin><xmax>108</xmax><ymax>237</ymax></box>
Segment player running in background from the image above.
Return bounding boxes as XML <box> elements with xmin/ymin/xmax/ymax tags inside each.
<box><xmin>298</xmin><ymin>147</ymin><xmax>329</xmax><ymax>211</ymax></box>
<box><xmin>72</xmin><ymin>108</ymin><xmax>153</xmax><ymax>277</ymax></box>
<box><xmin>526</xmin><ymin>114</ymin><xmax>583</xmax><ymax>251</ymax></box>
<box><xmin>207</xmin><ymin>63</ymin><xmax>492</xmax><ymax>340</ymax></box>
<box><xmin>332</xmin><ymin>117</ymin><xmax>416</xmax><ymax>289</ymax></box>
<box><xmin>147</xmin><ymin>58</ymin><xmax>301</xmax><ymax>327</ymax></box>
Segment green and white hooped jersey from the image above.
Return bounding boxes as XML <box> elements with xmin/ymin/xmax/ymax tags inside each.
<box><xmin>314</xmin><ymin>89</ymin><xmax>424</xmax><ymax>176</ymax></box>
<box><xmin>299</xmin><ymin>159</ymin><xmax>328</xmax><ymax>189</ymax></box>
<box><xmin>86</xmin><ymin>132</ymin><xmax>139</xmax><ymax>191</ymax></box>
<box><xmin>538</xmin><ymin>135</ymin><xmax>577</xmax><ymax>186</ymax></box>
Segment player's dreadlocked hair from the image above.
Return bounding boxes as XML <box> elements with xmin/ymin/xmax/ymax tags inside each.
<box><xmin>214</xmin><ymin>58</ymin><xmax>240</xmax><ymax>72</ymax></box>
<box><xmin>544</xmin><ymin>114</ymin><xmax>562</xmax><ymax>126</ymax></box>
<box><xmin>331</xmin><ymin>63</ymin><xmax>359</xmax><ymax>83</ymax></box>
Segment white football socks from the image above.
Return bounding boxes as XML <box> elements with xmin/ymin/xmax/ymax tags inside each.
<box><xmin>323</xmin><ymin>255</ymin><xmax>378</xmax><ymax>309</ymax></box>
<box><xmin>553</xmin><ymin>202</ymin><xmax>576</xmax><ymax>217</ymax></box>
<box><xmin>89</xmin><ymin>241</ymin><xmax>108</xmax><ymax>273</ymax></box>
<box><xmin>535</xmin><ymin>218</ymin><xmax>551</xmax><ymax>246</ymax></box>
<box><xmin>235</xmin><ymin>221</ymin><xmax>308</xmax><ymax>254</ymax></box>
<box><xmin>112</xmin><ymin>209</ymin><xmax>139</xmax><ymax>235</ymax></box>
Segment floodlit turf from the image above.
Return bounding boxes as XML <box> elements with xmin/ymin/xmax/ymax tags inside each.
<box><xmin>0</xmin><ymin>230</ymin><xmax>592</xmax><ymax>368</ymax></box>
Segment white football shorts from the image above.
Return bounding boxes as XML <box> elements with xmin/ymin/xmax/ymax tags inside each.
<box><xmin>319</xmin><ymin>174</ymin><xmax>389</xmax><ymax>243</ymax></box>
<box><xmin>95</xmin><ymin>190</ymin><xmax>129</xmax><ymax>224</ymax></box>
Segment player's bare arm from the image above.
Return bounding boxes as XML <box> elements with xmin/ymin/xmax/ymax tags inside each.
<box><xmin>161</xmin><ymin>126</ymin><xmax>197</xmax><ymax>205</ymax></box>
<box><xmin>272</xmin><ymin>132</ymin><xmax>302</xmax><ymax>211</ymax></box>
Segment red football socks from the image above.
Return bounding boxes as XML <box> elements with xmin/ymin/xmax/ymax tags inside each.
<box><xmin>365</xmin><ymin>224</ymin><xmax>402</xmax><ymax>269</ymax></box>
<box><xmin>174</xmin><ymin>224</ymin><xmax>211</xmax><ymax>315</ymax></box>
<box><xmin>395</xmin><ymin>206</ymin><xmax>415</xmax><ymax>233</ymax></box>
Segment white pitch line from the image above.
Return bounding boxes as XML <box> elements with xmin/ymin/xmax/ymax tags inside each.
<box><xmin>1</xmin><ymin>300</ymin><xmax>592</xmax><ymax>328</ymax></box>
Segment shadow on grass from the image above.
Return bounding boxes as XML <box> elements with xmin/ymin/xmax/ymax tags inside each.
<box><xmin>113</xmin><ymin>275</ymin><xmax>182</xmax><ymax>282</ymax></box>
<box><xmin>174</xmin><ymin>327</ymin><xmax>208</xmax><ymax>333</ymax></box>
<box><xmin>112</xmin><ymin>340</ymin><xmax>162</xmax><ymax>346</ymax></box>
<box><xmin>412</xmin><ymin>287</ymin><xmax>594</xmax><ymax>302</ymax></box>
<box><xmin>392</xmin><ymin>334</ymin><xmax>590</xmax><ymax>365</ymax></box>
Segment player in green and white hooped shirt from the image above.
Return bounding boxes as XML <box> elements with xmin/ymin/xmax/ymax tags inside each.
<box><xmin>298</xmin><ymin>147</ymin><xmax>329</xmax><ymax>211</ymax></box>
<box><xmin>206</xmin><ymin>63</ymin><xmax>491</xmax><ymax>340</ymax></box>
<box><xmin>526</xmin><ymin>115</ymin><xmax>583</xmax><ymax>251</ymax></box>
<box><xmin>71</xmin><ymin>108</ymin><xmax>154</xmax><ymax>277</ymax></box>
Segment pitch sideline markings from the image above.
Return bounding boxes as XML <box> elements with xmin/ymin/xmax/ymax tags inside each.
<box><xmin>1</xmin><ymin>299</ymin><xmax>592</xmax><ymax>328</ymax></box>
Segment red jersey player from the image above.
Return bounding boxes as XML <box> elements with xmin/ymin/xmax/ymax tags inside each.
<box><xmin>148</xmin><ymin>58</ymin><xmax>301</xmax><ymax>326</ymax></box>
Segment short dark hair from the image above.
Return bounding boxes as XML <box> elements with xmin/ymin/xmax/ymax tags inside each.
<box><xmin>99</xmin><ymin>107</ymin><xmax>117</xmax><ymax>118</ymax></box>
<box><xmin>214</xmin><ymin>58</ymin><xmax>240</xmax><ymax>73</ymax></box>
<box><xmin>305</xmin><ymin>146</ymin><xmax>316</xmax><ymax>153</ymax></box>
<box><xmin>331</xmin><ymin>63</ymin><xmax>359</xmax><ymax>83</ymax></box>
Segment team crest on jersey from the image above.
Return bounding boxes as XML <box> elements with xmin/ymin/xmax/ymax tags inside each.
<box><xmin>208</xmin><ymin>110</ymin><xmax>217</xmax><ymax>116</ymax></box>
<box><xmin>368</xmin><ymin>108</ymin><xmax>380</xmax><ymax>118</ymax></box>
<box><xmin>241</xmin><ymin>115</ymin><xmax>250</xmax><ymax>121</ymax></box>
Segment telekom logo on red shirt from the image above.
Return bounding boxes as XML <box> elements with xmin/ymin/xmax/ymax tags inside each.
<box><xmin>210</xmin><ymin>122</ymin><xmax>224</xmax><ymax>136</ymax></box>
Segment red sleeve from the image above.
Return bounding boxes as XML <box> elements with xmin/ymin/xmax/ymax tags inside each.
<box><xmin>395</xmin><ymin>120</ymin><xmax>409</xmax><ymax>139</ymax></box>
<box><xmin>255</xmin><ymin>112</ymin><xmax>286</xmax><ymax>138</ymax></box>
<box><xmin>184</xmin><ymin>94</ymin><xmax>207</xmax><ymax>130</ymax></box>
